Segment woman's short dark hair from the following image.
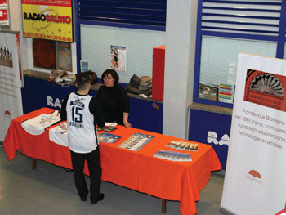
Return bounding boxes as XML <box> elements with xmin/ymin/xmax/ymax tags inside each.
<box><xmin>101</xmin><ymin>69</ymin><xmax>119</xmax><ymax>85</ymax></box>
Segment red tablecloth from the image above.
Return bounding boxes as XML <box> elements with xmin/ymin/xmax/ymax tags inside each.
<box><xmin>276</xmin><ymin>208</ymin><xmax>286</xmax><ymax>214</ymax></box>
<box><xmin>4</xmin><ymin>108</ymin><xmax>221</xmax><ymax>215</ymax></box>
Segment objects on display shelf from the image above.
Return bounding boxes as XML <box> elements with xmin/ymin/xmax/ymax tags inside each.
<box><xmin>218</xmin><ymin>84</ymin><xmax>234</xmax><ymax>103</ymax></box>
<box><xmin>48</xmin><ymin>70</ymin><xmax>76</xmax><ymax>86</ymax></box>
<box><xmin>21</xmin><ymin>110</ymin><xmax>60</xmax><ymax>135</ymax></box>
<box><xmin>126</xmin><ymin>74</ymin><xmax>141</xmax><ymax>94</ymax></box>
<box><xmin>166</xmin><ymin>141</ymin><xmax>199</xmax><ymax>151</ymax></box>
<box><xmin>118</xmin><ymin>132</ymin><xmax>154</xmax><ymax>151</ymax></box>
<box><xmin>48</xmin><ymin>70</ymin><xmax>67</xmax><ymax>82</ymax></box>
<box><xmin>154</xmin><ymin>150</ymin><xmax>192</xmax><ymax>162</ymax></box>
<box><xmin>98</xmin><ymin>132</ymin><xmax>121</xmax><ymax>143</ymax></box>
<box><xmin>139</xmin><ymin>76</ymin><xmax>152</xmax><ymax>95</ymax></box>
<box><xmin>198</xmin><ymin>83</ymin><xmax>218</xmax><ymax>101</ymax></box>
<box><xmin>126</xmin><ymin>74</ymin><xmax>152</xmax><ymax>97</ymax></box>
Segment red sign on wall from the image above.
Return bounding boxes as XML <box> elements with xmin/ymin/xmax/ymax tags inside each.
<box><xmin>0</xmin><ymin>9</ymin><xmax>7</xmax><ymax>21</ymax></box>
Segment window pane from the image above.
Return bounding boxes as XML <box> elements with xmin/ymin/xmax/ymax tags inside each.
<box><xmin>283</xmin><ymin>43</ymin><xmax>286</xmax><ymax>59</ymax></box>
<box><xmin>198</xmin><ymin>36</ymin><xmax>277</xmax><ymax>102</ymax></box>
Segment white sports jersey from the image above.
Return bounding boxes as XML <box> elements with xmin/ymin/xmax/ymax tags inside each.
<box><xmin>66</xmin><ymin>92</ymin><xmax>98</xmax><ymax>153</ymax></box>
<box><xmin>21</xmin><ymin>111</ymin><xmax>60</xmax><ymax>136</ymax></box>
<box><xmin>49</xmin><ymin>122</ymin><xmax>68</xmax><ymax>147</ymax></box>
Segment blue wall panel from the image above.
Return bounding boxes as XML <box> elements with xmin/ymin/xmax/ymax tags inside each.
<box><xmin>189</xmin><ymin>109</ymin><xmax>232</xmax><ymax>169</ymax></box>
<box><xmin>128</xmin><ymin>97</ymin><xmax>163</xmax><ymax>134</ymax></box>
<box><xmin>21</xmin><ymin>77</ymin><xmax>163</xmax><ymax>133</ymax></box>
<box><xmin>21</xmin><ymin>77</ymin><xmax>75</xmax><ymax>114</ymax></box>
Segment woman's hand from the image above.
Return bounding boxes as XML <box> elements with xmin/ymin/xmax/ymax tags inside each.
<box><xmin>123</xmin><ymin>121</ymin><xmax>132</xmax><ymax>128</ymax></box>
<box><xmin>123</xmin><ymin>112</ymin><xmax>132</xmax><ymax>128</ymax></box>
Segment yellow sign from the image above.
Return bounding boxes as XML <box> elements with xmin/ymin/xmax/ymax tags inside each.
<box><xmin>22</xmin><ymin>3</ymin><xmax>73</xmax><ymax>42</ymax></box>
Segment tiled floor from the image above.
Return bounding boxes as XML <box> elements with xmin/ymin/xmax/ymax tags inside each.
<box><xmin>0</xmin><ymin>143</ymin><xmax>225</xmax><ymax>215</ymax></box>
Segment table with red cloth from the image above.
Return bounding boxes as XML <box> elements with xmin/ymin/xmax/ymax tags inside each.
<box><xmin>3</xmin><ymin>108</ymin><xmax>221</xmax><ymax>215</ymax></box>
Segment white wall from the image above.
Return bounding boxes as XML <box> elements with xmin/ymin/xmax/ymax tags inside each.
<box><xmin>163</xmin><ymin>0</ymin><xmax>197</xmax><ymax>139</ymax></box>
<box><xmin>80</xmin><ymin>25</ymin><xmax>165</xmax><ymax>83</ymax></box>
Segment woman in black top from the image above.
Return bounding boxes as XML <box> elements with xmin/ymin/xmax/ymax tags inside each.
<box><xmin>96</xmin><ymin>69</ymin><xmax>132</xmax><ymax>128</ymax></box>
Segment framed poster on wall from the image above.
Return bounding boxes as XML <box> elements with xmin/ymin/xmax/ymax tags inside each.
<box><xmin>110</xmin><ymin>45</ymin><xmax>126</xmax><ymax>72</ymax></box>
<box><xmin>57</xmin><ymin>42</ymin><xmax>72</xmax><ymax>72</ymax></box>
<box><xmin>80</xmin><ymin>60</ymin><xmax>88</xmax><ymax>73</ymax></box>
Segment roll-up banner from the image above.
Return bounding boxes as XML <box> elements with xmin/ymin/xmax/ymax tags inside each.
<box><xmin>0</xmin><ymin>32</ymin><xmax>23</xmax><ymax>141</ymax></box>
<box><xmin>221</xmin><ymin>53</ymin><xmax>286</xmax><ymax>214</ymax></box>
<box><xmin>21</xmin><ymin>0</ymin><xmax>73</xmax><ymax>42</ymax></box>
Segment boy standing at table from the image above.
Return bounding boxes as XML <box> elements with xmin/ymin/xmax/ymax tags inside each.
<box><xmin>60</xmin><ymin>72</ymin><xmax>105</xmax><ymax>204</ymax></box>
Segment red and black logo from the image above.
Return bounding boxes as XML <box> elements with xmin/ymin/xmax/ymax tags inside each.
<box><xmin>23</xmin><ymin>12</ymin><xmax>71</xmax><ymax>24</ymax></box>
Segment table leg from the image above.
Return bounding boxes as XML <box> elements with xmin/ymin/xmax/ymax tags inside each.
<box><xmin>32</xmin><ymin>159</ymin><xmax>37</xmax><ymax>169</ymax></box>
<box><xmin>162</xmin><ymin>199</ymin><xmax>166</xmax><ymax>213</ymax></box>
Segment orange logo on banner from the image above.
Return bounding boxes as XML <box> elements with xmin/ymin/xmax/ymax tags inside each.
<box><xmin>248</xmin><ymin>170</ymin><xmax>261</xmax><ymax>179</ymax></box>
<box><xmin>4</xmin><ymin>110</ymin><xmax>12</xmax><ymax>119</ymax></box>
<box><xmin>5</xmin><ymin>110</ymin><xmax>11</xmax><ymax>116</ymax></box>
<box><xmin>244</xmin><ymin>69</ymin><xmax>285</xmax><ymax>111</ymax></box>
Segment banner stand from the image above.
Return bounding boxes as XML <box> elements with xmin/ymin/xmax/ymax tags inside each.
<box><xmin>221</xmin><ymin>53</ymin><xmax>286</xmax><ymax>215</ymax></box>
<box><xmin>220</xmin><ymin>208</ymin><xmax>234</xmax><ymax>215</ymax></box>
<box><xmin>0</xmin><ymin>31</ymin><xmax>23</xmax><ymax>141</ymax></box>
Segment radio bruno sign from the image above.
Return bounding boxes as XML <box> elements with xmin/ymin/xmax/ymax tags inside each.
<box><xmin>22</xmin><ymin>0</ymin><xmax>73</xmax><ymax>42</ymax></box>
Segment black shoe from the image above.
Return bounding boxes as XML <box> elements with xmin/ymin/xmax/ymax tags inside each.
<box><xmin>64</xmin><ymin>168</ymin><xmax>73</xmax><ymax>172</ymax></box>
<box><xmin>80</xmin><ymin>195</ymin><xmax>87</xmax><ymax>201</ymax></box>
<box><xmin>91</xmin><ymin>193</ymin><xmax>105</xmax><ymax>204</ymax></box>
<box><xmin>79</xmin><ymin>191</ymin><xmax>89</xmax><ymax>202</ymax></box>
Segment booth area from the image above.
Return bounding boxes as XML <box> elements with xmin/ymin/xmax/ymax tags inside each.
<box><xmin>22</xmin><ymin>72</ymin><xmax>230</xmax><ymax>169</ymax></box>
<box><xmin>21</xmin><ymin>72</ymin><xmax>164</xmax><ymax>134</ymax></box>
<box><xmin>3</xmin><ymin>107</ymin><xmax>221</xmax><ymax>215</ymax></box>
<box><xmin>15</xmin><ymin>0</ymin><xmax>234</xmax><ymax>171</ymax></box>
<box><xmin>5</xmin><ymin>0</ymin><xmax>286</xmax><ymax>214</ymax></box>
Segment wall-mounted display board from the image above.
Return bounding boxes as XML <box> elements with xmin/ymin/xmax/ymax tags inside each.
<box><xmin>21</xmin><ymin>0</ymin><xmax>74</xmax><ymax>42</ymax></box>
<box><xmin>33</xmin><ymin>38</ymin><xmax>73</xmax><ymax>72</ymax></box>
<box><xmin>33</xmin><ymin>38</ymin><xmax>56</xmax><ymax>69</ymax></box>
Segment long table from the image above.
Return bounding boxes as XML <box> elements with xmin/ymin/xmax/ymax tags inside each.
<box><xmin>3</xmin><ymin>108</ymin><xmax>221</xmax><ymax>215</ymax></box>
